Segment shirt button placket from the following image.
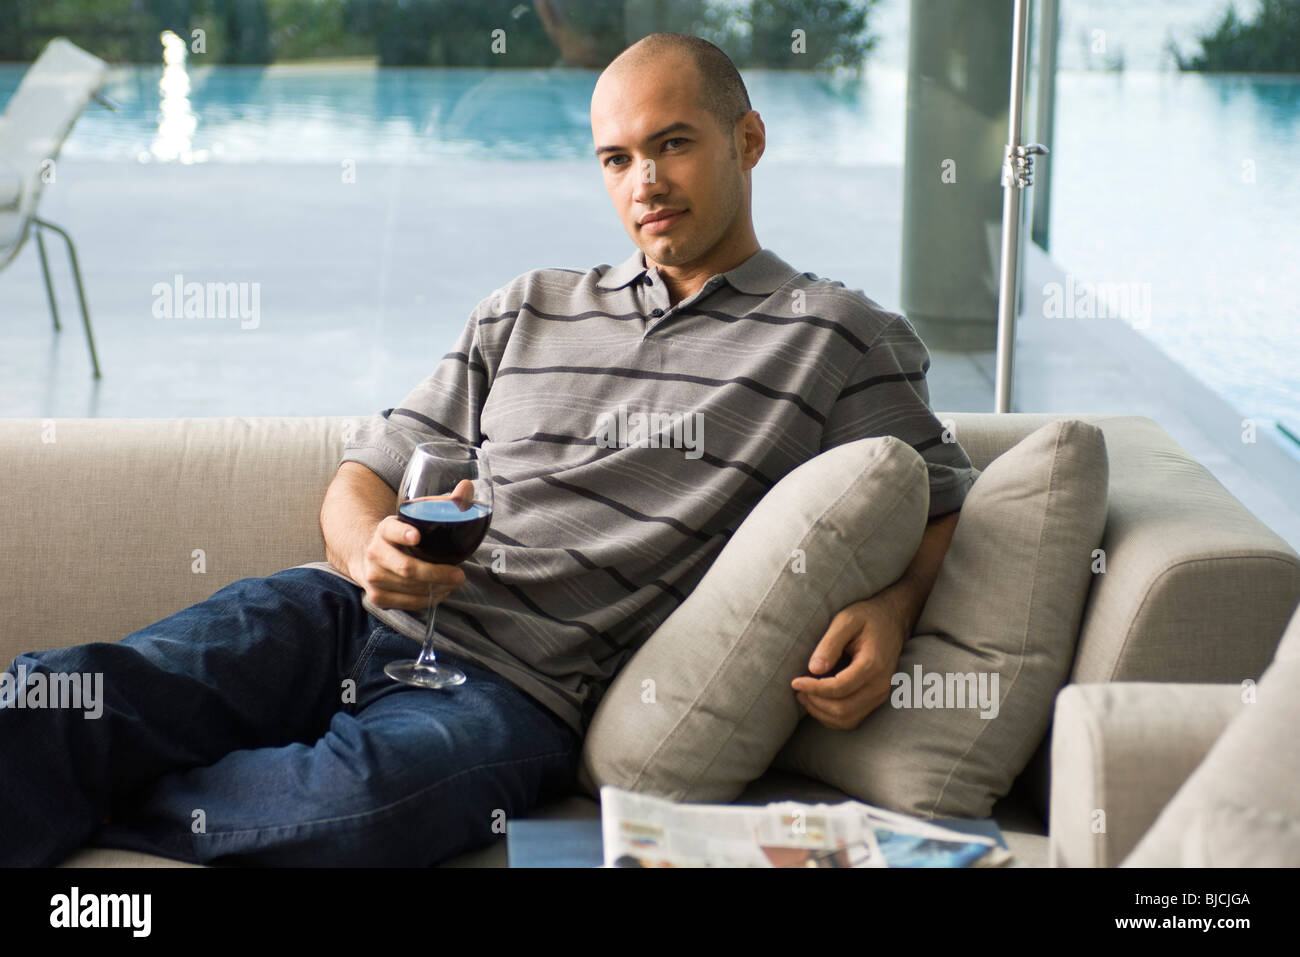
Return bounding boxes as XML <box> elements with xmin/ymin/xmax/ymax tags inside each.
<box><xmin>643</xmin><ymin>273</ymin><xmax>667</xmax><ymax>333</ymax></box>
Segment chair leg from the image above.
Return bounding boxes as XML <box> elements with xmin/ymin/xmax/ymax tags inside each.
<box><xmin>33</xmin><ymin>217</ymin><xmax>101</xmax><ymax>378</ymax></box>
<box><xmin>34</xmin><ymin>225</ymin><xmax>62</xmax><ymax>332</ymax></box>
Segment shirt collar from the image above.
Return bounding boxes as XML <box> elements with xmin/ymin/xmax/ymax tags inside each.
<box><xmin>595</xmin><ymin>247</ymin><xmax>800</xmax><ymax>296</ymax></box>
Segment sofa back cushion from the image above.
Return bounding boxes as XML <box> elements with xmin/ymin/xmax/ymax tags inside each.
<box><xmin>0</xmin><ymin>417</ymin><xmax>363</xmax><ymax>664</ymax></box>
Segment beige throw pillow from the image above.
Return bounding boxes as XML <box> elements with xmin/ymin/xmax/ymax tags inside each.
<box><xmin>578</xmin><ymin>435</ymin><xmax>932</xmax><ymax>802</ymax></box>
<box><xmin>773</xmin><ymin>419</ymin><xmax>1109</xmax><ymax>819</ymax></box>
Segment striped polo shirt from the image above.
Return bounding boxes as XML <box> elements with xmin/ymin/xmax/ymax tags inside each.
<box><xmin>305</xmin><ymin>246</ymin><xmax>979</xmax><ymax>736</ymax></box>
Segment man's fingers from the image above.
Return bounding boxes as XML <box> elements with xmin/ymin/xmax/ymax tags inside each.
<box><xmin>380</xmin><ymin>514</ymin><xmax>420</xmax><ymax>546</ymax></box>
<box><xmin>450</xmin><ymin>479</ymin><xmax>476</xmax><ymax>509</ymax></box>
<box><xmin>369</xmin><ymin>536</ymin><xmax>465</xmax><ymax>587</ymax></box>
<box><xmin>797</xmin><ymin>690</ymin><xmax>854</xmax><ymax>730</ymax></box>
<box><xmin>791</xmin><ymin>652</ymin><xmax>873</xmax><ymax>698</ymax></box>
<box><xmin>364</xmin><ymin>584</ymin><xmax>456</xmax><ymax>612</ymax></box>
<box><xmin>401</xmin><ymin>482</ymin><xmax>477</xmax><ymax>513</ymax></box>
<box><xmin>797</xmin><ymin>683</ymin><xmax>889</xmax><ymax>730</ymax></box>
<box><xmin>360</xmin><ymin>520</ymin><xmax>468</xmax><ymax>609</ymax></box>
<box><xmin>370</xmin><ymin>571</ymin><xmax>460</xmax><ymax>603</ymax></box>
<box><xmin>806</xmin><ymin>607</ymin><xmax>861</xmax><ymax>675</ymax></box>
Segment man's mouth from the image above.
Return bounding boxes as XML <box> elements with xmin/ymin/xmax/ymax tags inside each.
<box><xmin>639</xmin><ymin>209</ymin><xmax>686</xmax><ymax>233</ymax></box>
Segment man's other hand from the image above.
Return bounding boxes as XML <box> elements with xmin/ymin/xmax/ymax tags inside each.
<box><xmin>789</xmin><ymin>594</ymin><xmax>910</xmax><ymax>731</ymax></box>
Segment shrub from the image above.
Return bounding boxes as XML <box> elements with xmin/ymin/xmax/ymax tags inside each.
<box><xmin>1180</xmin><ymin>0</ymin><xmax>1300</xmax><ymax>72</ymax></box>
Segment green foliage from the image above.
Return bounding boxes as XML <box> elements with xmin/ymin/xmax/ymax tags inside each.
<box><xmin>1</xmin><ymin>0</ymin><xmax>882</xmax><ymax>73</ymax></box>
<box><xmin>724</xmin><ymin>0</ymin><xmax>879</xmax><ymax>75</ymax></box>
<box><xmin>367</xmin><ymin>0</ymin><xmax>558</xmax><ymax>67</ymax></box>
<box><xmin>0</xmin><ymin>0</ymin><xmax>188</xmax><ymax>63</ymax></box>
<box><xmin>1181</xmin><ymin>0</ymin><xmax>1300</xmax><ymax>72</ymax></box>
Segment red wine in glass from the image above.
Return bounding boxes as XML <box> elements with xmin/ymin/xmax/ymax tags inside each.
<box><xmin>397</xmin><ymin>499</ymin><xmax>492</xmax><ymax>565</ymax></box>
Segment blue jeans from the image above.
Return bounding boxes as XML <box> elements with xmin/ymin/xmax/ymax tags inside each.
<box><xmin>0</xmin><ymin>567</ymin><xmax>582</xmax><ymax>867</ymax></box>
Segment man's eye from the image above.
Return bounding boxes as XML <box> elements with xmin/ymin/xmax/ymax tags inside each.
<box><xmin>604</xmin><ymin>139</ymin><xmax>688</xmax><ymax>168</ymax></box>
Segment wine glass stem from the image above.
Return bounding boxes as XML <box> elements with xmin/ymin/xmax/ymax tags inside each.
<box><xmin>415</xmin><ymin>585</ymin><xmax>439</xmax><ymax>671</ymax></box>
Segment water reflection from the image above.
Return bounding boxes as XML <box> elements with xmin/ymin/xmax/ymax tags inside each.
<box><xmin>141</xmin><ymin>30</ymin><xmax>207</xmax><ymax>164</ymax></box>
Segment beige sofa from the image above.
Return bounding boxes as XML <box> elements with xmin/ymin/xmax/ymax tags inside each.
<box><xmin>2</xmin><ymin>412</ymin><xmax>1297</xmax><ymax>868</ymax></box>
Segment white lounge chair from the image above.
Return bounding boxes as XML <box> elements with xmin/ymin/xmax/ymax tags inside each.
<box><xmin>0</xmin><ymin>37</ymin><xmax>114</xmax><ymax>378</ymax></box>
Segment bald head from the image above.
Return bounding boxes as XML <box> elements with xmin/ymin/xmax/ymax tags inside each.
<box><xmin>602</xmin><ymin>33</ymin><xmax>751</xmax><ymax>147</ymax></box>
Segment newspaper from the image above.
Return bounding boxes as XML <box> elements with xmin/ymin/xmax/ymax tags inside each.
<box><xmin>600</xmin><ymin>785</ymin><xmax>1013</xmax><ymax>868</ymax></box>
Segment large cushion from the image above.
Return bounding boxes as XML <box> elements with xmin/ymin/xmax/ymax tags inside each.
<box><xmin>578</xmin><ymin>435</ymin><xmax>931</xmax><ymax>802</ymax></box>
<box><xmin>773</xmin><ymin>419</ymin><xmax>1109</xmax><ymax>818</ymax></box>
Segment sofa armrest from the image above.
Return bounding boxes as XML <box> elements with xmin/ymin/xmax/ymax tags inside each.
<box><xmin>1049</xmin><ymin>681</ymin><xmax>1246</xmax><ymax>867</ymax></box>
<box><xmin>1067</xmin><ymin>419</ymin><xmax>1299</xmax><ymax>688</ymax></box>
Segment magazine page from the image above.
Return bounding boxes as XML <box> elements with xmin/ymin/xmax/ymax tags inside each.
<box><xmin>600</xmin><ymin>786</ymin><xmax>1011</xmax><ymax>868</ymax></box>
<box><xmin>863</xmin><ymin>806</ymin><xmax>1012</xmax><ymax>868</ymax></box>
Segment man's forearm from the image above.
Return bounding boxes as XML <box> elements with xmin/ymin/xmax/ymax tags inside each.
<box><xmin>320</xmin><ymin>462</ymin><xmax>398</xmax><ymax>582</ymax></box>
<box><xmin>876</xmin><ymin>509</ymin><xmax>960</xmax><ymax>635</ymax></box>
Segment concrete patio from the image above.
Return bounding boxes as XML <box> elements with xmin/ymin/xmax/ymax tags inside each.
<box><xmin>3</xmin><ymin>157</ymin><xmax>1298</xmax><ymax>551</ymax></box>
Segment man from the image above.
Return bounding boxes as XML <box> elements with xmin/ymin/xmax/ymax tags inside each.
<box><xmin>0</xmin><ymin>33</ymin><xmax>975</xmax><ymax>867</ymax></box>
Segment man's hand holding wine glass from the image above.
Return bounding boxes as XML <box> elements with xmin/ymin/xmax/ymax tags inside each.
<box><xmin>354</xmin><ymin>514</ymin><xmax>468</xmax><ymax>613</ymax></box>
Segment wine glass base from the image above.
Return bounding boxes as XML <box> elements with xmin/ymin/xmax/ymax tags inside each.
<box><xmin>384</xmin><ymin>661</ymin><xmax>467</xmax><ymax>689</ymax></box>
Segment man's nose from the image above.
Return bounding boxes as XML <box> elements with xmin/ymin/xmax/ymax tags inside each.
<box><xmin>630</xmin><ymin>162</ymin><xmax>668</xmax><ymax>205</ymax></box>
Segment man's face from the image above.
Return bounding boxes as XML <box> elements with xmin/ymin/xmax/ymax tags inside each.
<box><xmin>591</xmin><ymin>56</ymin><xmax>748</xmax><ymax>270</ymax></box>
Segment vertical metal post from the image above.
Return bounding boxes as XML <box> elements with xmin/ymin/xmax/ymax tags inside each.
<box><xmin>994</xmin><ymin>0</ymin><xmax>1048</xmax><ymax>413</ymax></box>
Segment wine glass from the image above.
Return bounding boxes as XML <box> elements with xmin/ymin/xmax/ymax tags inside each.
<box><xmin>384</xmin><ymin>440</ymin><xmax>493</xmax><ymax>688</ymax></box>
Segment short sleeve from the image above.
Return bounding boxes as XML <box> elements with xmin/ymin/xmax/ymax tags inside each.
<box><xmin>340</xmin><ymin>308</ymin><xmax>491</xmax><ymax>492</ymax></box>
<box><xmin>821</xmin><ymin>314</ymin><xmax>979</xmax><ymax>518</ymax></box>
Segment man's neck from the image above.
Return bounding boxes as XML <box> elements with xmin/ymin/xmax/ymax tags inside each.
<box><xmin>651</xmin><ymin>238</ymin><xmax>761</xmax><ymax>306</ymax></box>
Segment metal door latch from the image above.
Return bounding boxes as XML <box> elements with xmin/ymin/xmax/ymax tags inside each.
<box><xmin>1003</xmin><ymin>143</ymin><xmax>1050</xmax><ymax>188</ymax></box>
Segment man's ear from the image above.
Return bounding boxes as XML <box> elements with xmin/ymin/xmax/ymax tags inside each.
<box><xmin>741</xmin><ymin>111</ymin><xmax>766</xmax><ymax>168</ymax></box>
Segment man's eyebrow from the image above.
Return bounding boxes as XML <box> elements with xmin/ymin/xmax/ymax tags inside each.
<box><xmin>594</xmin><ymin>121</ymin><xmax>699</xmax><ymax>157</ymax></box>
